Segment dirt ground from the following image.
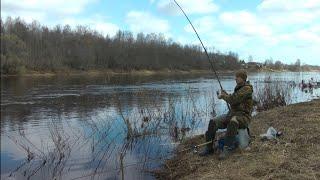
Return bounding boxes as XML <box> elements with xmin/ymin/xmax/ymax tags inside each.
<box><xmin>154</xmin><ymin>99</ymin><xmax>320</xmax><ymax>180</ymax></box>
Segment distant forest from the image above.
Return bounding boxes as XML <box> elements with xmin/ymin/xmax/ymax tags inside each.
<box><xmin>1</xmin><ymin>17</ymin><xmax>243</xmax><ymax>74</ymax></box>
<box><xmin>0</xmin><ymin>17</ymin><xmax>318</xmax><ymax>75</ymax></box>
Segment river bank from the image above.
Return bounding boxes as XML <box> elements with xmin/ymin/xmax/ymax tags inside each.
<box><xmin>154</xmin><ymin>99</ymin><xmax>320</xmax><ymax>180</ymax></box>
<box><xmin>2</xmin><ymin>68</ymin><xmax>319</xmax><ymax>77</ymax></box>
<box><xmin>0</xmin><ymin>69</ymin><xmax>229</xmax><ymax>77</ymax></box>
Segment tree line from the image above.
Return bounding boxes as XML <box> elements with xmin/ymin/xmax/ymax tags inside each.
<box><xmin>1</xmin><ymin>17</ymin><xmax>242</xmax><ymax>74</ymax></box>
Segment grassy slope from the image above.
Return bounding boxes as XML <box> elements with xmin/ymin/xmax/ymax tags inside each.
<box><xmin>155</xmin><ymin>99</ymin><xmax>320</xmax><ymax>180</ymax></box>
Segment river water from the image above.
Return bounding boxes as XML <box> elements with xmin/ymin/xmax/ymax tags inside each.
<box><xmin>1</xmin><ymin>72</ymin><xmax>319</xmax><ymax>180</ymax></box>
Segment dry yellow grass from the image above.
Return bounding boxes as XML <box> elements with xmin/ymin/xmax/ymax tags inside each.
<box><xmin>155</xmin><ymin>99</ymin><xmax>320</xmax><ymax>180</ymax></box>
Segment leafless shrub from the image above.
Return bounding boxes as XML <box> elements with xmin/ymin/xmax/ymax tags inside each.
<box><xmin>254</xmin><ymin>79</ymin><xmax>292</xmax><ymax>111</ymax></box>
<box><xmin>7</xmin><ymin>86</ymin><xmax>217</xmax><ymax>179</ymax></box>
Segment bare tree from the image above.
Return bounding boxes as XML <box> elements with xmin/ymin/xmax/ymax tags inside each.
<box><xmin>1</xmin><ymin>17</ymin><xmax>244</xmax><ymax>74</ymax></box>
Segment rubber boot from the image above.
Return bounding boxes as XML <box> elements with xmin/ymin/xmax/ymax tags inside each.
<box><xmin>218</xmin><ymin>136</ymin><xmax>237</xmax><ymax>160</ymax></box>
<box><xmin>199</xmin><ymin>131</ymin><xmax>215</xmax><ymax>156</ymax></box>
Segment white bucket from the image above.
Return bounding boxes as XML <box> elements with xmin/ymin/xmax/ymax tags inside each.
<box><xmin>237</xmin><ymin>128</ymin><xmax>250</xmax><ymax>149</ymax></box>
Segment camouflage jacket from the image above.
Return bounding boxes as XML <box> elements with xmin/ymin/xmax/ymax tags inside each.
<box><xmin>221</xmin><ymin>82</ymin><xmax>254</xmax><ymax>118</ymax></box>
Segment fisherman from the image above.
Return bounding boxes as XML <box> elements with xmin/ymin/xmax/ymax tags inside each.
<box><xmin>199</xmin><ymin>70</ymin><xmax>254</xmax><ymax>160</ymax></box>
<box><xmin>301</xmin><ymin>80</ymin><xmax>308</xmax><ymax>89</ymax></box>
<box><xmin>309</xmin><ymin>78</ymin><xmax>316</xmax><ymax>88</ymax></box>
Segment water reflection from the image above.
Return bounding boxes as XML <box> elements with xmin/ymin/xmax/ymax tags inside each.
<box><xmin>1</xmin><ymin>72</ymin><xmax>320</xmax><ymax>179</ymax></box>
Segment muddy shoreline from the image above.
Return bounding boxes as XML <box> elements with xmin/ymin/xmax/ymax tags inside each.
<box><xmin>154</xmin><ymin>99</ymin><xmax>320</xmax><ymax>180</ymax></box>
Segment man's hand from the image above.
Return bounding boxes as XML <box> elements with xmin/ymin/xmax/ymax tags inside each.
<box><xmin>221</xmin><ymin>90</ymin><xmax>227</xmax><ymax>96</ymax></box>
<box><xmin>218</xmin><ymin>90</ymin><xmax>228</xmax><ymax>99</ymax></box>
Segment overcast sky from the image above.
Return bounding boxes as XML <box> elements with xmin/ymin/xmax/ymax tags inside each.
<box><xmin>1</xmin><ymin>0</ymin><xmax>320</xmax><ymax>65</ymax></box>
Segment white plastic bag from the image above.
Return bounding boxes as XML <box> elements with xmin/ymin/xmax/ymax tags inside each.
<box><xmin>260</xmin><ymin>126</ymin><xmax>277</xmax><ymax>140</ymax></box>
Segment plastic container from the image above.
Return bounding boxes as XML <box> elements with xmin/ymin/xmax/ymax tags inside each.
<box><xmin>236</xmin><ymin>128</ymin><xmax>250</xmax><ymax>149</ymax></box>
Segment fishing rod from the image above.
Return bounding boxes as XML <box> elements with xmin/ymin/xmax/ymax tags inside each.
<box><xmin>173</xmin><ymin>0</ymin><xmax>224</xmax><ymax>90</ymax></box>
<box><xmin>173</xmin><ymin>0</ymin><xmax>231</xmax><ymax>111</ymax></box>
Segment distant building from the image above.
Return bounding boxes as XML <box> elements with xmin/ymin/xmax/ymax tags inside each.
<box><xmin>246</xmin><ymin>62</ymin><xmax>263</xmax><ymax>69</ymax></box>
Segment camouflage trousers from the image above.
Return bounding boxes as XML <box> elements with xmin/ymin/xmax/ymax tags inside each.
<box><xmin>205</xmin><ymin>114</ymin><xmax>250</xmax><ymax>148</ymax></box>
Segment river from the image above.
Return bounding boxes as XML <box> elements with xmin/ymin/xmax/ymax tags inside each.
<box><xmin>1</xmin><ymin>72</ymin><xmax>319</xmax><ymax>180</ymax></box>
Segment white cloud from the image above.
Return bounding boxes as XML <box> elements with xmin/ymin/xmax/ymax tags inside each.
<box><xmin>157</xmin><ymin>0</ymin><xmax>219</xmax><ymax>15</ymax></box>
<box><xmin>176</xmin><ymin>36</ymin><xmax>191</xmax><ymax>45</ymax></box>
<box><xmin>308</xmin><ymin>25</ymin><xmax>320</xmax><ymax>34</ymax></box>
<box><xmin>184</xmin><ymin>16</ymin><xmax>216</xmax><ymax>33</ymax></box>
<box><xmin>1</xmin><ymin>0</ymin><xmax>96</xmax><ymax>17</ymax></box>
<box><xmin>62</xmin><ymin>17</ymin><xmax>120</xmax><ymax>37</ymax></box>
<box><xmin>126</xmin><ymin>11</ymin><xmax>170</xmax><ymax>34</ymax></box>
<box><xmin>1</xmin><ymin>10</ymin><xmax>47</xmax><ymax>23</ymax></box>
<box><xmin>264</xmin><ymin>10</ymin><xmax>320</xmax><ymax>27</ymax></box>
<box><xmin>1</xmin><ymin>0</ymin><xmax>119</xmax><ymax>36</ymax></box>
<box><xmin>219</xmin><ymin>11</ymin><xmax>272</xmax><ymax>37</ymax></box>
<box><xmin>257</xmin><ymin>0</ymin><xmax>320</xmax><ymax>12</ymax></box>
<box><xmin>94</xmin><ymin>23</ymin><xmax>119</xmax><ymax>37</ymax></box>
<box><xmin>257</xmin><ymin>0</ymin><xmax>320</xmax><ymax>27</ymax></box>
<box><xmin>276</xmin><ymin>27</ymin><xmax>320</xmax><ymax>48</ymax></box>
<box><xmin>216</xmin><ymin>6</ymin><xmax>320</xmax><ymax>47</ymax></box>
<box><xmin>255</xmin><ymin>0</ymin><xmax>320</xmax><ymax>48</ymax></box>
<box><xmin>197</xmin><ymin>1</ymin><xmax>320</xmax><ymax>65</ymax></box>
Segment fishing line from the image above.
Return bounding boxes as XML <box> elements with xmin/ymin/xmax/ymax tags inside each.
<box><xmin>173</xmin><ymin>0</ymin><xmax>231</xmax><ymax>110</ymax></box>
